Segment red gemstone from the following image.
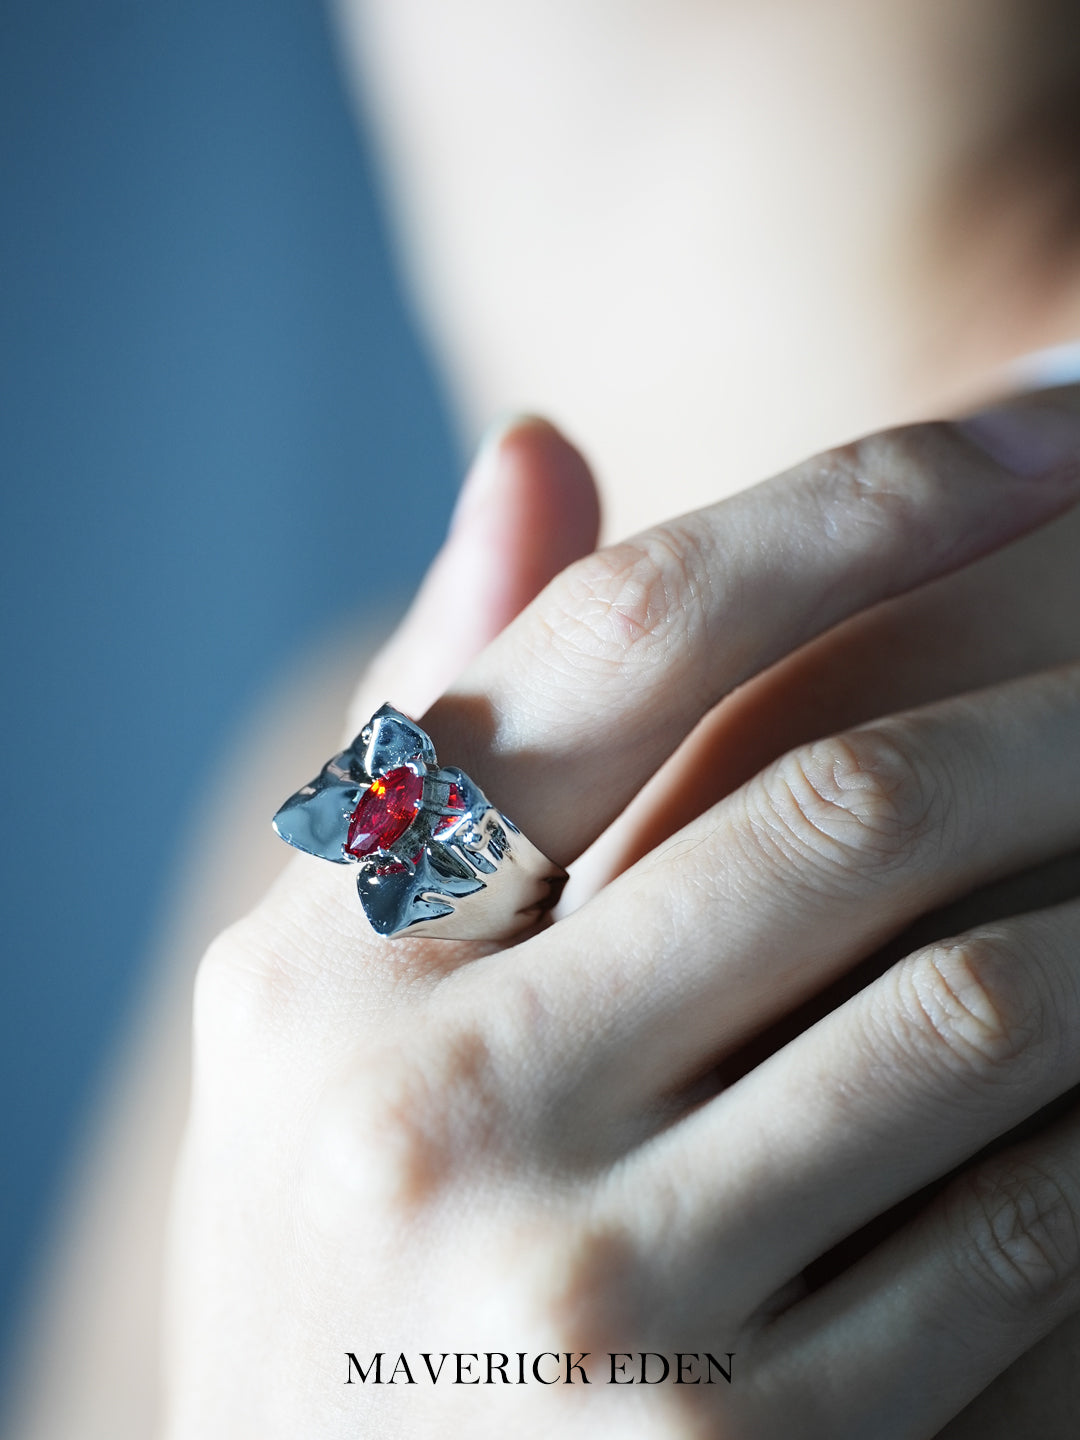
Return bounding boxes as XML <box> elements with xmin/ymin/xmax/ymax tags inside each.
<box><xmin>345</xmin><ymin>767</ymin><xmax>423</xmax><ymax>858</ymax></box>
<box><xmin>434</xmin><ymin>781</ymin><xmax>467</xmax><ymax>835</ymax></box>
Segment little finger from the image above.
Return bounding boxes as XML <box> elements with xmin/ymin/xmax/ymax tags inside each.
<box><xmin>611</xmin><ymin>897</ymin><xmax>1080</xmax><ymax>1321</ymax></box>
<box><xmin>749</xmin><ymin>1100</ymin><xmax>1080</xmax><ymax>1440</ymax></box>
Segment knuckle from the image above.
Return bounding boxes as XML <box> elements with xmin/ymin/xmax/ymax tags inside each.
<box><xmin>538</xmin><ymin>1217</ymin><xmax>643</xmax><ymax>1348</ymax></box>
<box><xmin>313</xmin><ymin>1023</ymin><xmax>508</xmax><ymax>1218</ymax></box>
<box><xmin>810</xmin><ymin>429</ymin><xmax>934</xmax><ymax>551</ymax></box>
<box><xmin>537</xmin><ymin>1164</ymin><xmax>690</xmax><ymax>1351</ymax></box>
<box><xmin>192</xmin><ymin>917</ymin><xmax>298</xmax><ymax>1054</ymax></box>
<box><xmin>949</xmin><ymin>1160</ymin><xmax>1080</xmax><ymax>1313</ymax></box>
<box><xmin>750</xmin><ymin>724</ymin><xmax>936</xmax><ymax>884</ymax></box>
<box><xmin>539</xmin><ymin>527</ymin><xmax>704</xmax><ymax>672</ymax></box>
<box><xmin>894</xmin><ymin>934</ymin><xmax>1043</xmax><ymax>1086</ymax></box>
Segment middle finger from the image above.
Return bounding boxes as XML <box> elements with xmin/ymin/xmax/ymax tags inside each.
<box><xmin>470</xmin><ymin>660</ymin><xmax>1080</xmax><ymax>1123</ymax></box>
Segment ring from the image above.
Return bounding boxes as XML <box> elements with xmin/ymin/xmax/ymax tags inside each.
<box><xmin>271</xmin><ymin>704</ymin><xmax>567</xmax><ymax>941</ymax></box>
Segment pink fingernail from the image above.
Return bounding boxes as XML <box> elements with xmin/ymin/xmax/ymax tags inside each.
<box><xmin>957</xmin><ymin>400</ymin><xmax>1080</xmax><ymax>478</ymax></box>
<box><xmin>450</xmin><ymin>413</ymin><xmax>539</xmax><ymax>530</ymax></box>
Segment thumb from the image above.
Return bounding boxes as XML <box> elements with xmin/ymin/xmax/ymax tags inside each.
<box><xmin>349</xmin><ymin>416</ymin><xmax>601</xmax><ymax>728</ymax></box>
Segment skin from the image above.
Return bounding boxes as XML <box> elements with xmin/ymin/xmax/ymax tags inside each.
<box><xmin>336</xmin><ymin>0</ymin><xmax>1080</xmax><ymax>534</ymax></box>
<box><xmin>10</xmin><ymin>2</ymin><xmax>1080</xmax><ymax>1436</ymax></box>
<box><xmin>161</xmin><ymin>404</ymin><xmax>1080</xmax><ymax>1438</ymax></box>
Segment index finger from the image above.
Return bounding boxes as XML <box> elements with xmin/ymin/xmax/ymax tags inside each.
<box><xmin>423</xmin><ymin>398</ymin><xmax>1080</xmax><ymax>867</ymax></box>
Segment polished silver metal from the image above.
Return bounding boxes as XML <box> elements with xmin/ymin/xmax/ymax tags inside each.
<box><xmin>272</xmin><ymin>703</ymin><xmax>566</xmax><ymax>941</ymax></box>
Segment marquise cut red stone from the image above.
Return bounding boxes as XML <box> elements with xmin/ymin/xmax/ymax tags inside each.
<box><xmin>434</xmin><ymin>781</ymin><xmax>466</xmax><ymax>835</ymax></box>
<box><xmin>345</xmin><ymin>766</ymin><xmax>423</xmax><ymax>859</ymax></box>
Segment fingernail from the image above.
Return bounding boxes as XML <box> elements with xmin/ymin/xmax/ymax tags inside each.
<box><xmin>956</xmin><ymin>400</ymin><xmax>1080</xmax><ymax>478</ymax></box>
<box><xmin>450</xmin><ymin>412</ymin><xmax>541</xmax><ymax>529</ymax></box>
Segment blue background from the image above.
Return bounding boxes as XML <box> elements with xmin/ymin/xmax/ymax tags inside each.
<box><xmin>0</xmin><ymin>0</ymin><xmax>457</xmax><ymax>1383</ymax></box>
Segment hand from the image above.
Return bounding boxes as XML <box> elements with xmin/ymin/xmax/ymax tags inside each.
<box><xmin>164</xmin><ymin>400</ymin><xmax>1080</xmax><ymax>1438</ymax></box>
